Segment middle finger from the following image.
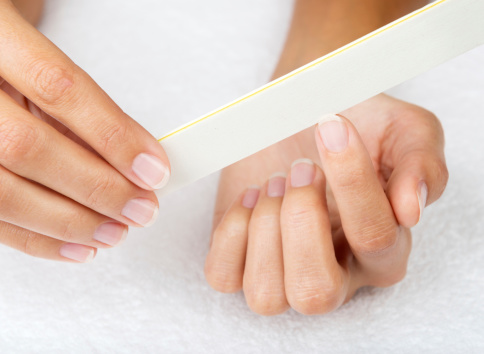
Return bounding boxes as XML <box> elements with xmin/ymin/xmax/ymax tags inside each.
<box><xmin>281</xmin><ymin>159</ymin><xmax>349</xmax><ymax>315</ymax></box>
<box><xmin>0</xmin><ymin>90</ymin><xmax>158</xmax><ymax>227</ymax></box>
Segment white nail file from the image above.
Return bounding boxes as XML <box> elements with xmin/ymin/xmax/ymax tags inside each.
<box><xmin>156</xmin><ymin>0</ymin><xmax>484</xmax><ymax>197</ymax></box>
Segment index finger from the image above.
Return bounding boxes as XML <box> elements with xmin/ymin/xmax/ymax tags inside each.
<box><xmin>315</xmin><ymin>115</ymin><xmax>411</xmax><ymax>284</ymax></box>
<box><xmin>0</xmin><ymin>1</ymin><xmax>170</xmax><ymax>190</ymax></box>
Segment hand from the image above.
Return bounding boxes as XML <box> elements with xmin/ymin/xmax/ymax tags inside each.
<box><xmin>0</xmin><ymin>0</ymin><xmax>170</xmax><ymax>262</ymax></box>
<box><xmin>205</xmin><ymin>94</ymin><xmax>448</xmax><ymax>315</ymax></box>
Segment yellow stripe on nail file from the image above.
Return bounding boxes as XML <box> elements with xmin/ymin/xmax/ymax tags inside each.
<box><xmin>156</xmin><ymin>0</ymin><xmax>484</xmax><ymax>196</ymax></box>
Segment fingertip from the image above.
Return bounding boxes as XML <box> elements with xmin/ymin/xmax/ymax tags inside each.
<box><xmin>315</xmin><ymin>114</ymin><xmax>350</xmax><ymax>155</ymax></box>
<box><xmin>204</xmin><ymin>259</ymin><xmax>243</xmax><ymax>293</ymax></box>
<box><xmin>59</xmin><ymin>243</ymin><xmax>97</xmax><ymax>263</ymax></box>
<box><xmin>266</xmin><ymin>173</ymin><xmax>287</xmax><ymax>198</ymax></box>
<box><xmin>121</xmin><ymin>196</ymin><xmax>159</xmax><ymax>227</ymax></box>
<box><xmin>242</xmin><ymin>185</ymin><xmax>261</xmax><ymax>209</ymax></box>
<box><xmin>131</xmin><ymin>152</ymin><xmax>170</xmax><ymax>191</ymax></box>
<box><xmin>288</xmin><ymin>158</ymin><xmax>315</xmax><ymax>188</ymax></box>
<box><xmin>387</xmin><ymin>175</ymin><xmax>423</xmax><ymax>228</ymax></box>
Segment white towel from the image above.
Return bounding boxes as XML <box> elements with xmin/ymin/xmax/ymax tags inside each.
<box><xmin>0</xmin><ymin>0</ymin><xmax>482</xmax><ymax>352</ymax></box>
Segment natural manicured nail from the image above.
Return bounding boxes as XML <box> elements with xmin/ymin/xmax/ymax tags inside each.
<box><xmin>291</xmin><ymin>158</ymin><xmax>315</xmax><ymax>188</ymax></box>
<box><xmin>60</xmin><ymin>244</ymin><xmax>95</xmax><ymax>263</ymax></box>
<box><xmin>417</xmin><ymin>181</ymin><xmax>428</xmax><ymax>223</ymax></box>
<box><xmin>267</xmin><ymin>173</ymin><xmax>286</xmax><ymax>197</ymax></box>
<box><xmin>132</xmin><ymin>153</ymin><xmax>170</xmax><ymax>189</ymax></box>
<box><xmin>122</xmin><ymin>198</ymin><xmax>159</xmax><ymax>227</ymax></box>
<box><xmin>242</xmin><ymin>186</ymin><xmax>260</xmax><ymax>208</ymax></box>
<box><xmin>318</xmin><ymin>114</ymin><xmax>349</xmax><ymax>153</ymax></box>
<box><xmin>93</xmin><ymin>222</ymin><xmax>128</xmax><ymax>246</ymax></box>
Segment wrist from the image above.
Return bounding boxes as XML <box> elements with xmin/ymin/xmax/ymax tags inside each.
<box><xmin>10</xmin><ymin>0</ymin><xmax>44</xmax><ymax>26</ymax></box>
<box><xmin>272</xmin><ymin>0</ymin><xmax>428</xmax><ymax>79</ymax></box>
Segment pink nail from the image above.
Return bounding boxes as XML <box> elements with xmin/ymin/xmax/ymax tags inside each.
<box><xmin>417</xmin><ymin>181</ymin><xmax>428</xmax><ymax>223</ymax></box>
<box><xmin>132</xmin><ymin>153</ymin><xmax>170</xmax><ymax>189</ymax></box>
<box><xmin>122</xmin><ymin>198</ymin><xmax>159</xmax><ymax>227</ymax></box>
<box><xmin>291</xmin><ymin>159</ymin><xmax>315</xmax><ymax>188</ymax></box>
<box><xmin>318</xmin><ymin>114</ymin><xmax>349</xmax><ymax>153</ymax></box>
<box><xmin>93</xmin><ymin>222</ymin><xmax>128</xmax><ymax>246</ymax></box>
<box><xmin>242</xmin><ymin>186</ymin><xmax>260</xmax><ymax>208</ymax></box>
<box><xmin>60</xmin><ymin>244</ymin><xmax>95</xmax><ymax>263</ymax></box>
<box><xmin>267</xmin><ymin>173</ymin><xmax>286</xmax><ymax>197</ymax></box>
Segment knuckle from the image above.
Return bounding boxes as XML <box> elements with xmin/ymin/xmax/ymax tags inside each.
<box><xmin>419</xmin><ymin>108</ymin><xmax>444</xmax><ymax>137</ymax></box>
<box><xmin>367</xmin><ymin>226</ymin><xmax>411</xmax><ymax>287</ymax></box>
<box><xmin>59</xmin><ymin>211</ymin><xmax>83</xmax><ymax>242</ymax></box>
<box><xmin>432</xmin><ymin>158</ymin><xmax>449</xmax><ymax>198</ymax></box>
<box><xmin>212</xmin><ymin>209</ymin><xmax>226</xmax><ymax>230</ymax></box>
<box><xmin>22</xmin><ymin>232</ymin><xmax>44</xmax><ymax>258</ymax></box>
<box><xmin>288</xmin><ymin>273</ymin><xmax>344</xmax><ymax>315</ymax></box>
<box><xmin>217</xmin><ymin>212</ymin><xmax>249</xmax><ymax>240</ymax></box>
<box><xmin>244</xmin><ymin>288</ymin><xmax>288</xmax><ymax>316</ymax></box>
<box><xmin>29</xmin><ymin>60</ymin><xmax>75</xmax><ymax>107</ymax></box>
<box><xmin>283</xmin><ymin>199</ymin><xmax>321</xmax><ymax>229</ymax></box>
<box><xmin>96</xmin><ymin>123</ymin><xmax>130</xmax><ymax>153</ymax></box>
<box><xmin>334</xmin><ymin>167</ymin><xmax>369</xmax><ymax>192</ymax></box>
<box><xmin>352</xmin><ymin>222</ymin><xmax>398</xmax><ymax>257</ymax></box>
<box><xmin>204</xmin><ymin>260</ymin><xmax>242</xmax><ymax>293</ymax></box>
<box><xmin>387</xmin><ymin>267</ymin><xmax>407</xmax><ymax>287</ymax></box>
<box><xmin>431</xmin><ymin>113</ymin><xmax>445</xmax><ymax>135</ymax></box>
<box><xmin>440</xmin><ymin>161</ymin><xmax>449</xmax><ymax>186</ymax></box>
<box><xmin>0</xmin><ymin>170</ymin><xmax>12</xmax><ymax>206</ymax></box>
<box><xmin>0</xmin><ymin>119</ymin><xmax>42</xmax><ymax>165</ymax></box>
<box><xmin>85</xmin><ymin>173</ymin><xmax>119</xmax><ymax>208</ymax></box>
<box><xmin>249</xmin><ymin>213</ymin><xmax>278</xmax><ymax>233</ymax></box>
<box><xmin>373</xmin><ymin>266</ymin><xmax>408</xmax><ymax>288</ymax></box>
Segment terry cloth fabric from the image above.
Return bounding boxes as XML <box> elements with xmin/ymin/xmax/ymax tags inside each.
<box><xmin>0</xmin><ymin>0</ymin><xmax>482</xmax><ymax>352</ymax></box>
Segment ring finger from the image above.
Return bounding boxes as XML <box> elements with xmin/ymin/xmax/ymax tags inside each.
<box><xmin>281</xmin><ymin>159</ymin><xmax>349</xmax><ymax>315</ymax></box>
<box><xmin>0</xmin><ymin>165</ymin><xmax>127</xmax><ymax>249</ymax></box>
<box><xmin>0</xmin><ymin>220</ymin><xmax>97</xmax><ymax>263</ymax></box>
<box><xmin>243</xmin><ymin>173</ymin><xmax>289</xmax><ymax>316</ymax></box>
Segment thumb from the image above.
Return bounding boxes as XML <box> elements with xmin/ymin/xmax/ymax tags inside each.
<box><xmin>383</xmin><ymin>109</ymin><xmax>449</xmax><ymax>228</ymax></box>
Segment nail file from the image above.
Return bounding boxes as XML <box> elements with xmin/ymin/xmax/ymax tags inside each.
<box><xmin>156</xmin><ymin>0</ymin><xmax>484</xmax><ymax>197</ymax></box>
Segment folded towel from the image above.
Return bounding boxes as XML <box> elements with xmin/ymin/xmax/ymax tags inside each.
<box><xmin>0</xmin><ymin>0</ymin><xmax>482</xmax><ymax>352</ymax></box>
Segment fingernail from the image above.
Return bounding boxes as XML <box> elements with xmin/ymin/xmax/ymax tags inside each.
<box><xmin>60</xmin><ymin>244</ymin><xmax>95</xmax><ymax>263</ymax></box>
<box><xmin>318</xmin><ymin>114</ymin><xmax>348</xmax><ymax>153</ymax></box>
<box><xmin>93</xmin><ymin>222</ymin><xmax>128</xmax><ymax>246</ymax></box>
<box><xmin>417</xmin><ymin>181</ymin><xmax>428</xmax><ymax>223</ymax></box>
<box><xmin>122</xmin><ymin>198</ymin><xmax>159</xmax><ymax>227</ymax></box>
<box><xmin>291</xmin><ymin>158</ymin><xmax>315</xmax><ymax>187</ymax></box>
<box><xmin>267</xmin><ymin>173</ymin><xmax>286</xmax><ymax>197</ymax></box>
<box><xmin>132</xmin><ymin>153</ymin><xmax>170</xmax><ymax>189</ymax></box>
<box><xmin>242</xmin><ymin>186</ymin><xmax>260</xmax><ymax>208</ymax></box>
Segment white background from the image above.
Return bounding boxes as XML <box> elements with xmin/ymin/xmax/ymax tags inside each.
<box><xmin>0</xmin><ymin>0</ymin><xmax>483</xmax><ymax>352</ymax></box>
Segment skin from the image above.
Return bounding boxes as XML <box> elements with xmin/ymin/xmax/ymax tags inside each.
<box><xmin>206</xmin><ymin>0</ymin><xmax>448</xmax><ymax>315</ymax></box>
<box><xmin>11</xmin><ymin>0</ymin><xmax>44</xmax><ymax>26</ymax></box>
<box><xmin>6</xmin><ymin>0</ymin><xmax>447</xmax><ymax>314</ymax></box>
<box><xmin>0</xmin><ymin>0</ymin><xmax>171</xmax><ymax>262</ymax></box>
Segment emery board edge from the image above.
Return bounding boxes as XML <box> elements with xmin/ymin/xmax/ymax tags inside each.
<box><xmin>156</xmin><ymin>0</ymin><xmax>484</xmax><ymax>197</ymax></box>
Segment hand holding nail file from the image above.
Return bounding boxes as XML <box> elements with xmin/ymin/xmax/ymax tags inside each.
<box><xmin>156</xmin><ymin>0</ymin><xmax>484</xmax><ymax>197</ymax></box>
